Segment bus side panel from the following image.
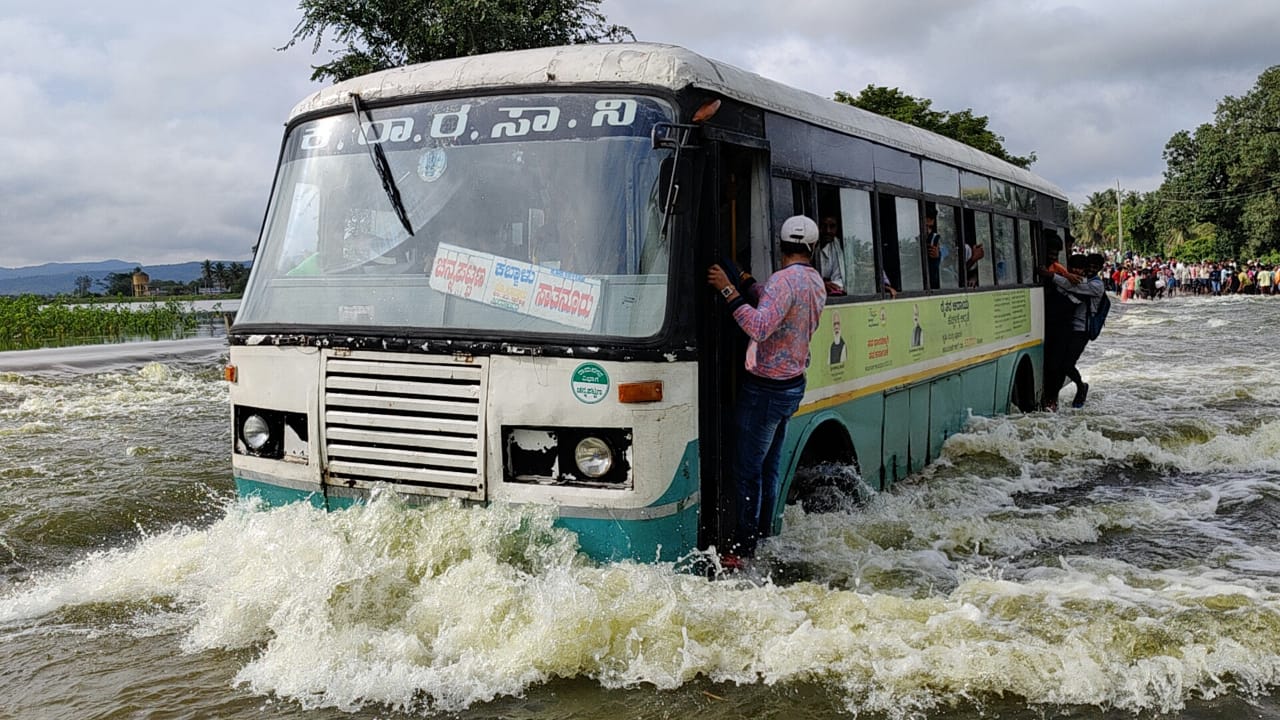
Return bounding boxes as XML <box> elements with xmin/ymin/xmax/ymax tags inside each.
<box><xmin>840</xmin><ymin>393</ymin><xmax>886</xmax><ymax>491</ymax></box>
<box><xmin>882</xmin><ymin>390</ymin><xmax>910</xmax><ymax>487</ymax></box>
<box><xmin>929</xmin><ymin>374</ymin><xmax>966</xmax><ymax>461</ymax></box>
<box><xmin>908</xmin><ymin>383</ymin><xmax>931</xmax><ymax>473</ymax></box>
<box><xmin>963</xmin><ymin>361</ymin><xmax>998</xmax><ymax>417</ymax></box>
<box><xmin>993</xmin><ymin>352</ymin><xmax>1019</xmax><ymax>412</ymax></box>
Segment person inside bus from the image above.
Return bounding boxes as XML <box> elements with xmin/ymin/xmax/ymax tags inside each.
<box><xmin>964</xmin><ymin>240</ymin><xmax>985</xmax><ymax>287</ymax></box>
<box><xmin>880</xmin><ymin>267</ymin><xmax>898</xmax><ymax>298</ymax></box>
<box><xmin>924</xmin><ymin>213</ymin><xmax>942</xmax><ymax>289</ymax></box>
<box><xmin>815</xmin><ymin>216</ymin><xmax>845</xmax><ymax>295</ymax></box>
<box><xmin>706</xmin><ymin>215</ymin><xmax>826</xmax><ymax>567</ymax></box>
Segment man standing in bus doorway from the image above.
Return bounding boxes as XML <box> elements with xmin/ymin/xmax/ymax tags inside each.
<box><xmin>706</xmin><ymin>215</ymin><xmax>826</xmax><ymax>568</ymax></box>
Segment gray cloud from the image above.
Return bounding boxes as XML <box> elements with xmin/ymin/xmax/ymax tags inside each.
<box><xmin>603</xmin><ymin>0</ymin><xmax>1275</xmax><ymax>199</ymax></box>
<box><xmin>0</xmin><ymin>0</ymin><xmax>1274</xmax><ymax>268</ymax></box>
<box><xmin>0</xmin><ymin>1</ymin><xmax>317</xmax><ymax>268</ymax></box>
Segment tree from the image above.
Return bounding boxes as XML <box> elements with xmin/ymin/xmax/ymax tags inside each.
<box><xmin>200</xmin><ymin>259</ymin><xmax>214</xmax><ymax>291</ymax></box>
<box><xmin>213</xmin><ymin>262</ymin><xmax>229</xmax><ymax>291</ymax></box>
<box><xmin>1070</xmin><ymin>189</ymin><xmax>1157</xmax><ymax>255</ymax></box>
<box><xmin>1151</xmin><ymin>65</ymin><xmax>1280</xmax><ymax>260</ymax></box>
<box><xmin>73</xmin><ymin>275</ymin><xmax>93</xmax><ymax>296</ymax></box>
<box><xmin>98</xmin><ymin>271</ymin><xmax>135</xmax><ymax>297</ymax></box>
<box><xmin>834</xmin><ymin>85</ymin><xmax>1035</xmax><ymax>168</ymax></box>
<box><xmin>283</xmin><ymin>0</ymin><xmax>634</xmax><ymax>83</ymax></box>
<box><xmin>228</xmin><ymin>262</ymin><xmax>251</xmax><ymax>295</ymax></box>
<box><xmin>1073</xmin><ymin>190</ymin><xmax>1113</xmax><ymax>247</ymax></box>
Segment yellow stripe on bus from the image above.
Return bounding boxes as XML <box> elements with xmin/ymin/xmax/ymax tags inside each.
<box><xmin>797</xmin><ymin>339</ymin><xmax>1040</xmax><ymax>416</ymax></box>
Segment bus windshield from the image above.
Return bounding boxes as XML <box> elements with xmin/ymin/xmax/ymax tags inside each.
<box><xmin>238</xmin><ymin>93</ymin><xmax>675</xmax><ymax>338</ymax></box>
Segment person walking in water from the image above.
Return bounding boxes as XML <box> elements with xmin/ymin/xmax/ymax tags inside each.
<box><xmin>1042</xmin><ymin>253</ymin><xmax>1105</xmax><ymax>408</ymax></box>
<box><xmin>706</xmin><ymin>215</ymin><xmax>826</xmax><ymax>565</ymax></box>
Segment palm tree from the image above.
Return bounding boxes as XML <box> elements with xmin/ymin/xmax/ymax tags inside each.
<box><xmin>1077</xmin><ymin>191</ymin><xmax>1114</xmax><ymax>248</ymax></box>
<box><xmin>213</xmin><ymin>262</ymin><xmax>229</xmax><ymax>292</ymax></box>
<box><xmin>200</xmin><ymin>260</ymin><xmax>214</xmax><ymax>291</ymax></box>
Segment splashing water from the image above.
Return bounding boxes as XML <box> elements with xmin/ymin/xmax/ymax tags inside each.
<box><xmin>2</xmin><ymin>298</ymin><xmax>1280</xmax><ymax>719</ymax></box>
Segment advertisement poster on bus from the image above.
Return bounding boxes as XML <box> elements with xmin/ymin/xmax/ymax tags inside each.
<box><xmin>428</xmin><ymin>243</ymin><xmax>602</xmax><ymax>330</ymax></box>
<box><xmin>810</xmin><ymin>289</ymin><xmax>1032</xmax><ymax>391</ymax></box>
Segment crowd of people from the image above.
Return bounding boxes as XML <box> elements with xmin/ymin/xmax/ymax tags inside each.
<box><xmin>1040</xmin><ymin>247</ymin><xmax>1280</xmax><ymax>411</ymax></box>
<box><xmin>1086</xmin><ymin>252</ymin><xmax>1280</xmax><ymax>300</ymax></box>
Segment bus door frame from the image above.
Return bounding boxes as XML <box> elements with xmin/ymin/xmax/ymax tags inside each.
<box><xmin>695</xmin><ymin>130</ymin><xmax>772</xmax><ymax>552</ymax></box>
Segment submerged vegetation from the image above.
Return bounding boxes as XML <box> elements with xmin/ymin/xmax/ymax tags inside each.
<box><xmin>0</xmin><ymin>295</ymin><xmax>200</xmax><ymax>351</ymax></box>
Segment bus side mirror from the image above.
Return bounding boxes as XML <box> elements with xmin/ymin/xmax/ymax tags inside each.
<box><xmin>659</xmin><ymin>156</ymin><xmax>692</xmax><ymax>216</ymax></box>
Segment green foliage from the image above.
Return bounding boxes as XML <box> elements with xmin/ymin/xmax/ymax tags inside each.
<box><xmin>1071</xmin><ymin>65</ymin><xmax>1280</xmax><ymax>262</ymax></box>
<box><xmin>834</xmin><ymin>85</ymin><xmax>1035</xmax><ymax>168</ymax></box>
<box><xmin>283</xmin><ymin>0</ymin><xmax>634</xmax><ymax>83</ymax></box>
<box><xmin>1173</xmin><ymin>222</ymin><xmax>1227</xmax><ymax>262</ymax></box>
<box><xmin>0</xmin><ymin>295</ymin><xmax>199</xmax><ymax>351</ymax></box>
<box><xmin>96</xmin><ymin>270</ymin><xmax>135</xmax><ymax>297</ymax></box>
<box><xmin>1151</xmin><ymin>65</ymin><xmax>1280</xmax><ymax>260</ymax></box>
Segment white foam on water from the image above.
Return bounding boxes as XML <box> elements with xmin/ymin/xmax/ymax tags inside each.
<box><xmin>1</xmin><ymin>494</ymin><xmax>1277</xmax><ymax>718</ymax></box>
<box><xmin>0</xmin><ymin>362</ymin><xmax>226</xmax><ymax>444</ymax></box>
<box><xmin>1</xmin><ymin>298</ymin><xmax>1277</xmax><ymax>717</ymax></box>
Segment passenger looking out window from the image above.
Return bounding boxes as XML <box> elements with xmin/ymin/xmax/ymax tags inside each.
<box><xmin>815</xmin><ymin>216</ymin><xmax>846</xmax><ymax>295</ymax></box>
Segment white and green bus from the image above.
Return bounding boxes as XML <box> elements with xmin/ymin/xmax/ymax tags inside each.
<box><xmin>229</xmin><ymin>43</ymin><xmax>1068</xmax><ymax>562</ymax></box>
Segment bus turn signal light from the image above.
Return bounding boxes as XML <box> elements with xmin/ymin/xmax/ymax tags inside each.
<box><xmin>224</xmin><ymin>365</ymin><xmax>238</xmax><ymax>383</ymax></box>
<box><xmin>618</xmin><ymin>381</ymin><xmax>662</xmax><ymax>403</ymax></box>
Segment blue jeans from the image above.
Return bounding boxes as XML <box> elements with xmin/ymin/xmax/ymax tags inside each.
<box><xmin>730</xmin><ymin>377</ymin><xmax>805</xmax><ymax>555</ymax></box>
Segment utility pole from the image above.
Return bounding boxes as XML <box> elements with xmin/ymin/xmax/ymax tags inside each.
<box><xmin>1116</xmin><ymin>179</ymin><xmax>1124</xmax><ymax>258</ymax></box>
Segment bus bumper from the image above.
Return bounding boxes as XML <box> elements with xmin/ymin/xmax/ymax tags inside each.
<box><xmin>233</xmin><ymin>476</ymin><xmax>700</xmax><ymax>564</ymax></box>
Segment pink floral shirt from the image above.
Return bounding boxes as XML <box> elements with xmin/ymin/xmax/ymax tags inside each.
<box><xmin>732</xmin><ymin>263</ymin><xmax>826</xmax><ymax>381</ymax></box>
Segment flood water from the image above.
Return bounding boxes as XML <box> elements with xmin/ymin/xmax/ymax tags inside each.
<box><xmin>1</xmin><ymin>296</ymin><xmax>1278</xmax><ymax>720</ymax></box>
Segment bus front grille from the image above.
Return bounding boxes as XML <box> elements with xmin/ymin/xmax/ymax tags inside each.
<box><xmin>322</xmin><ymin>352</ymin><xmax>486</xmax><ymax>500</ymax></box>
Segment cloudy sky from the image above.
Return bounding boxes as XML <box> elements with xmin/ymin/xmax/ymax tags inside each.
<box><xmin>0</xmin><ymin>1</ymin><xmax>1274</xmax><ymax>269</ymax></box>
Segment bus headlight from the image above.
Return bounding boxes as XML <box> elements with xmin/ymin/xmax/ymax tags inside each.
<box><xmin>242</xmin><ymin>414</ymin><xmax>272</xmax><ymax>451</ymax></box>
<box><xmin>574</xmin><ymin>437</ymin><xmax>613</xmax><ymax>478</ymax></box>
<box><xmin>503</xmin><ymin>426</ymin><xmax>631</xmax><ymax>488</ymax></box>
<box><xmin>233</xmin><ymin>405</ymin><xmax>306</xmax><ymax>460</ymax></box>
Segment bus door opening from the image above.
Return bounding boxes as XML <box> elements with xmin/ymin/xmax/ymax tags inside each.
<box><xmin>699</xmin><ymin>142</ymin><xmax>770</xmax><ymax>551</ymax></box>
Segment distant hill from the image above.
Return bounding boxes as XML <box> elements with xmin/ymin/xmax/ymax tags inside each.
<box><xmin>0</xmin><ymin>260</ymin><xmax>251</xmax><ymax>296</ymax></box>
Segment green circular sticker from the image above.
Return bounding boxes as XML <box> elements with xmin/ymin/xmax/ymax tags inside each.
<box><xmin>570</xmin><ymin>362</ymin><xmax>610</xmax><ymax>404</ymax></box>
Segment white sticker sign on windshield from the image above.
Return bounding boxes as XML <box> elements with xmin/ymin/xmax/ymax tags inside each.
<box><xmin>417</xmin><ymin>148</ymin><xmax>447</xmax><ymax>182</ymax></box>
<box><xmin>429</xmin><ymin>243</ymin><xmax>601</xmax><ymax>331</ymax></box>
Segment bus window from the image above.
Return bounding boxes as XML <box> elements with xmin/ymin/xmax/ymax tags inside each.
<box><xmin>895</xmin><ymin>197</ymin><xmax>924</xmax><ymax>292</ymax></box>
<box><xmin>925</xmin><ymin>202</ymin><xmax>961</xmax><ymax>289</ymax></box>
<box><xmin>961</xmin><ymin>171</ymin><xmax>991</xmax><ymax>204</ymax></box>
<box><xmin>963</xmin><ymin>209</ymin><xmax>994</xmax><ymax>287</ymax></box>
<box><xmin>922</xmin><ymin>160</ymin><xmax>960</xmax><ymax>198</ymax></box>
<box><xmin>790</xmin><ymin>179</ymin><xmax>813</xmax><ymax>217</ymax></box>
<box><xmin>1017</xmin><ymin>218</ymin><xmax>1035</xmax><ymax>283</ymax></box>
<box><xmin>993</xmin><ymin>215</ymin><xmax>1016</xmax><ymax>285</ymax></box>
<box><xmin>815</xmin><ymin>183</ymin><xmax>845</xmax><ymax>295</ymax></box>
<box><xmin>839</xmin><ymin>187</ymin><xmax>876</xmax><ymax>296</ymax></box>
<box><xmin>277</xmin><ymin>183</ymin><xmax>320</xmax><ymax>275</ymax></box>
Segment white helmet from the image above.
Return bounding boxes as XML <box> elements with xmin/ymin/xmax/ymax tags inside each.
<box><xmin>779</xmin><ymin>215</ymin><xmax>819</xmax><ymax>250</ymax></box>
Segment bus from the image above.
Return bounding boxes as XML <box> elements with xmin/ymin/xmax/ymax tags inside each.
<box><xmin>228</xmin><ymin>43</ymin><xmax>1069</xmax><ymax>563</ymax></box>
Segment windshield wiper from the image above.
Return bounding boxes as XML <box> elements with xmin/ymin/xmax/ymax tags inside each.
<box><xmin>350</xmin><ymin>93</ymin><xmax>414</xmax><ymax>236</ymax></box>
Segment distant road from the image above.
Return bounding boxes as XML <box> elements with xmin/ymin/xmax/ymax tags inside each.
<box><xmin>0</xmin><ymin>337</ymin><xmax>229</xmax><ymax>375</ymax></box>
<box><xmin>63</xmin><ymin>299</ymin><xmax>241</xmax><ymax>313</ymax></box>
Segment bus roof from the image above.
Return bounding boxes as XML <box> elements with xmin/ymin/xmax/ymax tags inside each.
<box><xmin>289</xmin><ymin>42</ymin><xmax>1065</xmax><ymax>199</ymax></box>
